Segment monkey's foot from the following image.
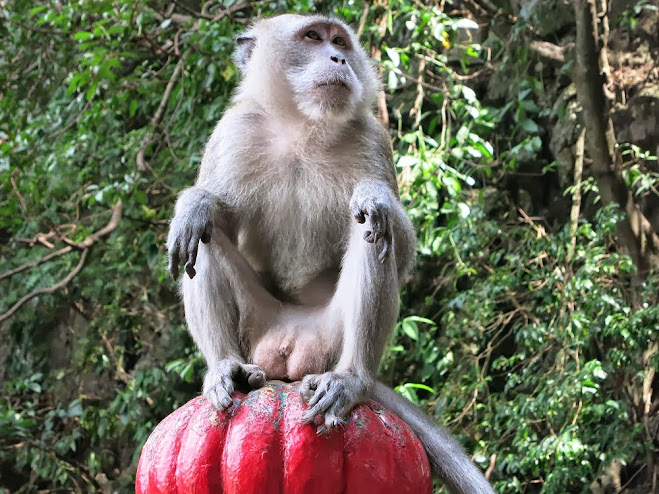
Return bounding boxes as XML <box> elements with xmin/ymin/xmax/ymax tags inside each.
<box><xmin>203</xmin><ymin>361</ymin><xmax>266</xmax><ymax>410</ymax></box>
<box><xmin>300</xmin><ymin>371</ymin><xmax>368</xmax><ymax>434</ymax></box>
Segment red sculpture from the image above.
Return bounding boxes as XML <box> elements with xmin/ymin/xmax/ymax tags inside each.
<box><xmin>136</xmin><ymin>381</ymin><xmax>432</xmax><ymax>493</ymax></box>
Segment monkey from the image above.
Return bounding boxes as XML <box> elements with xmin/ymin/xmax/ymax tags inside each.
<box><xmin>166</xmin><ymin>14</ymin><xmax>494</xmax><ymax>494</ymax></box>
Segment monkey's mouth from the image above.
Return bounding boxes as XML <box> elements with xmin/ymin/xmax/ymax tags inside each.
<box><xmin>315</xmin><ymin>80</ymin><xmax>350</xmax><ymax>90</ymax></box>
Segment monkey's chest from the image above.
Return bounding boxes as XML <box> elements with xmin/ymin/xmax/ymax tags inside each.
<box><xmin>238</xmin><ymin>166</ymin><xmax>352</xmax><ymax>293</ymax></box>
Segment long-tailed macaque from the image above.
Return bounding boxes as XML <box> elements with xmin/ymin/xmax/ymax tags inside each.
<box><xmin>167</xmin><ymin>14</ymin><xmax>494</xmax><ymax>494</ymax></box>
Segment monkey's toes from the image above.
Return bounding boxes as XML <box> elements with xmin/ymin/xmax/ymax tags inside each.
<box><xmin>299</xmin><ymin>374</ymin><xmax>320</xmax><ymax>403</ymax></box>
<box><xmin>205</xmin><ymin>385</ymin><xmax>234</xmax><ymax>410</ymax></box>
<box><xmin>242</xmin><ymin>364</ymin><xmax>266</xmax><ymax>388</ymax></box>
<box><xmin>300</xmin><ymin>373</ymin><xmax>361</xmax><ymax>425</ymax></box>
<box><xmin>203</xmin><ymin>365</ymin><xmax>239</xmax><ymax>410</ymax></box>
<box><xmin>316</xmin><ymin>413</ymin><xmax>346</xmax><ymax>434</ymax></box>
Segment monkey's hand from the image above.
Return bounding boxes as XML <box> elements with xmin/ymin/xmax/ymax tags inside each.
<box><xmin>204</xmin><ymin>360</ymin><xmax>266</xmax><ymax>410</ymax></box>
<box><xmin>350</xmin><ymin>181</ymin><xmax>394</xmax><ymax>263</ymax></box>
<box><xmin>300</xmin><ymin>371</ymin><xmax>369</xmax><ymax>434</ymax></box>
<box><xmin>167</xmin><ymin>204</ymin><xmax>213</xmax><ymax>280</ymax></box>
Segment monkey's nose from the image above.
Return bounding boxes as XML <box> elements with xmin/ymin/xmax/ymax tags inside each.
<box><xmin>330</xmin><ymin>55</ymin><xmax>346</xmax><ymax>65</ymax></box>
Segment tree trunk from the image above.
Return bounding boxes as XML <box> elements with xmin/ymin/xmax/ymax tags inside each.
<box><xmin>572</xmin><ymin>0</ymin><xmax>659</xmax><ymax>275</ymax></box>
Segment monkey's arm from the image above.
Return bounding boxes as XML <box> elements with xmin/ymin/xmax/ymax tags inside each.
<box><xmin>301</xmin><ymin>176</ymin><xmax>416</xmax><ymax>431</ymax></box>
<box><xmin>340</xmin><ymin>177</ymin><xmax>415</xmax><ymax>372</ymax></box>
<box><xmin>169</xmin><ymin>185</ymin><xmax>269</xmax><ymax>408</ymax></box>
<box><xmin>167</xmin><ymin>103</ymin><xmax>258</xmax><ymax>279</ymax></box>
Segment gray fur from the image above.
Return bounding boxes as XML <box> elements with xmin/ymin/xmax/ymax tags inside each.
<box><xmin>167</xmin><ymin>14</ymin><xmax>493</xmax><ymax>493</ymax></box>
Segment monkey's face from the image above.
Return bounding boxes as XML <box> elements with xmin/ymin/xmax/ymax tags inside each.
<box><xmin>284</xmin><ymin>21</ymin><xmax>366</xmax><ymax>120</ymax></box>
<box><xmin>234</xmin><ymin>16</ymin><xmax>378</xmax><ymax>122</ymax></box>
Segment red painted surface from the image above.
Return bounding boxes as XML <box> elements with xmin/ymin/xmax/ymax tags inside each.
<box><xmin>136</xmin><ymin>381</ymin><xmax>432</xmax><ymax>494</ymax></box>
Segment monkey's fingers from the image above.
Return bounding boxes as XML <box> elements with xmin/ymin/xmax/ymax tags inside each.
<box><xmin>168</xmin><ymin>247</ymin><xmax>180</xmax><ymax>280</ymax></box>
<box><xmin>363</xmin><ymin>230</ymin><xmax>375</xmax><ymax>243</ymax></box>
<box><xmin>200</xmin><ymin>222</ymin><xmax>213</xmax><ymax>243</ymax></box>
<box><xmin>378</xmin><ymin>238</ymin><xmax>390</xmax><ymax>263</ymax></box>
<box><xmin>368</xmin><ymin>207</ymin><xmax>382</xmax><ymax>233</ymax></box>
<box><xmin>184</xmin><ymin>261</ymin><xmax>197</xmax><ymax>279</ymax></box>
<box><xmin>377</xmin><ymin>217</ymin><xmax>391</xmax><ymax>263</ymax></box>
<box><xmin>185</xmin><ymin>236</ymin><xmax>200</xmax><ymax>278</ymax></box>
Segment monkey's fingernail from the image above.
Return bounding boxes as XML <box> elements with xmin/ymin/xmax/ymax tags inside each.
<box><xmin>248</xmin><ymin>374</ymin><xmax>265</xmax><ymax>388</ymax></box>
<box><xmin>185</xmin><ymin>262</ymin><xmax>196</xmax><ymax>278</ymax></box>
<box><xmin>379</xmin><ymin>241</ymin><xmax>390</xmax><ymax>263</ymax></box>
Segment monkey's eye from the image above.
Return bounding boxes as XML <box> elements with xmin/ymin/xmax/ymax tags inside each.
<box><xmin>332</xmin><ymin>36</ymin><xmax>346</xmax><ymax>47</ymax></box>
<box><xmin>305</xmin><ymin>30</ymin><xmax>321</xmax><ymax>41</ymax></box>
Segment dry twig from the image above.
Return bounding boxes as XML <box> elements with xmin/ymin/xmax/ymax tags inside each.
<box><xmin>0</xmin><ymin>201</ymin><xmax>123</xmax><ymax>325</ymax></box>
<box><xmin>136</xmin><ymin>55</ymin><xmax>187</xmax><ymax>171</ymax></box>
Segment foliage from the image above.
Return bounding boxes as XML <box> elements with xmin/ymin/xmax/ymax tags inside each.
<box><xmin>1</xmin><ymin>0</ymin><xmax>656</xmax><ymax>493</ymax></box>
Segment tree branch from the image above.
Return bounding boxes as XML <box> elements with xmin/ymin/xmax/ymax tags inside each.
<box><xmin>567</xmin><ymin>127</ymin><xmax>586</xmax><ymax>262</ymax></box>
<box><xmin>0</xmin><ymin>249</ymin><xmax>89</xmax><ymax>325</ymax></box>
<box><xmin>73</xmin><ymin>199</ymin><xmax>123</xmax><ymax>249</ymax></box>
<box><xmin>356</xmin><ymin>3</ymin><xmax>370</xmax><ymax>40</ymax></box>
<box><xmin>0</xmin><ymin>201</ymin><xmax>123</xmax><ymax>325</ymax></box>
<box><xmin>136</xmin><ymin>56</ymin><xmax>186</xmax><ymax>171</ymax></box>
<box><xmin>370</xmin><ymin>4</ymin><xmax>390</xmax><ymax>128</ymax></box>
<box><xmin>0</xmin><ymin>246</ymin><xmax>73</xmax><ymax>282</ymax></box>
<box><xmin>529</xmin><ymin>40</ymin><xmax>571</xmax><ymax>64</ymax></box>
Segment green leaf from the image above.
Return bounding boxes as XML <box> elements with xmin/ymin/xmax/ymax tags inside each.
<box><xmin>401</xmin><ymin>319</ymin><xmax>419</xmax><ymax>341</ymax></box>
<box><xmin>401</xmin><ymin>383</ymin><xmax>436</xmax><ymax>394</ymax></box>
<box><xmin>73</xmin><ymin>31</ymin><xmax>93</xmax><ymax>40</ymax></box>
<box><xmin>520</xmin><ymin>119</ymin><xmax>539</xmax><ymax>133</ymax></box>
<box><xmin>86</xmin><ymin>82</ymin><xmax>98</xmax><ymax>101</ymax></box>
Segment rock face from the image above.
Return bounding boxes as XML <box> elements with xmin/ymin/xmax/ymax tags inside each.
<box><xmin>136</xmin><ymin>381</ymin><xmax>432</xmax><ymax>494</ymax></box>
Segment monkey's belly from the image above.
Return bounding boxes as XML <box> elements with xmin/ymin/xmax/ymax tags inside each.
<box><xmin>250</xmin><ymin>325</ymin><xmax>337</xmax><ymax>381</ymax></box>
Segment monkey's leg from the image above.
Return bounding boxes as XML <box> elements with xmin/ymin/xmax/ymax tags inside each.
<box><xmin>182</xmin><ymin>227</ymin><xmax>281</xmax><ymax>410</ymax></box>
<box><xmin>301</xmin><ymin>180</ymin><xmax>415</xmax><ymax>432</ymax></box>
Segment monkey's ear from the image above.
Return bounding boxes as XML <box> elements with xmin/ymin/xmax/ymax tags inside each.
<box><xmin>234</xmin><ymin>35</ymin><xmax>256</xmax><ymax>72</ymax></box>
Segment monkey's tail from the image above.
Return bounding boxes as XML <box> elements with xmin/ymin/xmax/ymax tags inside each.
<box><xmin>372</xmin><ymin>382</ymin><xmax>495</xmax><ymax>494</ymax></box>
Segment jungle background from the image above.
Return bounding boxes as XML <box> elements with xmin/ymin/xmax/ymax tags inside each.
<box><xmin>1</xmin><ymin>0</ymin><xmax>658</xmax><ymax>492</ymax></box>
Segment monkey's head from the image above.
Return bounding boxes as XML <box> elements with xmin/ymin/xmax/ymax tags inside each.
<box><xmin>234</xmin><ymin>15</ymin><xmax>378</xmax><ymax>121</ymax></box>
